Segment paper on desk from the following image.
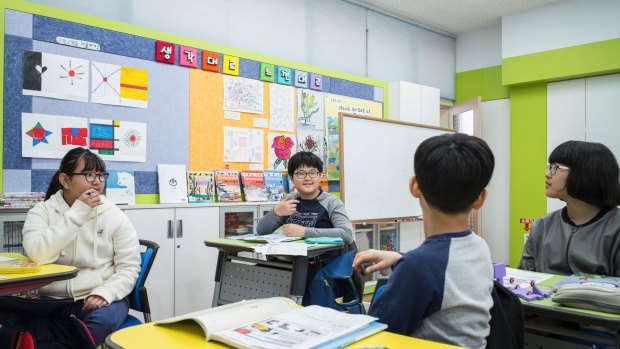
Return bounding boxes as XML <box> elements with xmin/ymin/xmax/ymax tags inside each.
<box><xmin>0</xmin><ymin>256</ymin><xmax>17</xmax><ymax>262</ymax></box>
<box><xmin>254</xmin><ymin>242</ymin><xmax>308</xmax><ymax>256</ymax></box>
<box><xmin>504</xmin><ymin>267</ymin><xmax>554</xmax><ymax>288</ymax></box>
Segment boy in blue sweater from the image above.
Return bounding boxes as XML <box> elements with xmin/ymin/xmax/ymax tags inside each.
<box><xmin>353</xmin><ymin>133</ymin><xmax>495</xmax><ymax>349</ymax></box>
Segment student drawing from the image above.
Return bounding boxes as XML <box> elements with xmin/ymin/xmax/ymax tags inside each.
<box><xmin>223</xmin><ymin>75</ymin><xmax>263</xmax><ymax>114</ymax></box>
<box><xmin>519</xmin><ymin>140</ymin><xmax>620</xmax><ymax>276</ymax></box>
<box><xmin>297</xmin><ymin>89</ymin><xmax>324</xmax><ymax>129</ymax></box>
<box><xmin>269</xmin><ymin>134</ymin><xmax>296</xmax><ymax>170</ymax></box>
<box><xmin>116</xmin><ymin>171</ymin><xmax>135</xmax><ymax>196</ymax></box>
<box><xmin>22</xmin><ymin>50</ymin><xmax>89</xmax><ymax>102</ymax></box>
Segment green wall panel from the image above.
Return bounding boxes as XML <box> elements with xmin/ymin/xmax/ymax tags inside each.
<box><xmin>503</xmin><ymin>38</ymin><xmax>620</xmax><ymax>86</ymax></box>
<box><xmin>456</xmin><ymin>65</ymin><xmax>509</xmax><ymax>103</ymax></box>
<box><xmin>508</xmin><ymin>83</ymin><xmax>547</xmax><ymax>267</ymax></box>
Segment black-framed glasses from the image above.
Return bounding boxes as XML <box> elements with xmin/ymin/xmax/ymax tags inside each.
<box><xmin>69</xmin><ymin>172</ymin><xmax>110</xmax><ymax>183</ymax></box>
<box><xmin>294</xmin><ymin>171</ymin><xmax>320</xmax><ymax>179</ymax></box>
<box><xmin>546</xmin><ymin>164</ymin><xmax>570</xmax><ymax>175</ymax></box>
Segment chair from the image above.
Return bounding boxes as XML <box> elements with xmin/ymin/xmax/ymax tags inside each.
<box><xmin>486</xmin><ymin>280</ymin><xmax>524</xmax><ymax>349</ymax></box>
<box><xmin>118</xmin><ymin>239</ymin><xmax>159</xmax><ymax>330</ymax></box>
<box><xmin>368</xmin><ymin>276</ymin><xmax>389</xmax><ymax>313</ymax></box>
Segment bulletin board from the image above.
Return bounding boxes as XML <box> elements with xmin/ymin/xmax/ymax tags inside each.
<box><xmin>339</xmin><ymin>114</ymin><xmax>454</xmax><ymax>222</ymax></box>
<box><xmin>1</xmin><ymin>0</ymin><xmax>386</xmax><ymax>203</ymax></box>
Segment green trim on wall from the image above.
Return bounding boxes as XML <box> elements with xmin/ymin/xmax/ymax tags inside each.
<box><xmin>455</xmin><ymin>65</ymin><xmax>509</xmax><ymax>104</ymax></box>
<box><xmin>503</xmin><ymin>37</ymin><xmax>620</xmax><ymax>86</ymax></box>
<box><xmin>509</xmin><ymin>83</ymin><xmax>547</xmax><ymax>267</ymax></box>
<box><xmin>135</xmin><ymin>194</ymin><xmax>159</xmax><ymax>205</ymax></box>
<box><xmin>1</xmin><ymin>0</ymin><xmax>389</xmax><ymax>194</ymax></box>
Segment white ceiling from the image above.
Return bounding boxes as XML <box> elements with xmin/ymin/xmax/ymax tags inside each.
<box><xmin>349</xmin><ymin>0</ymin><xmax>565</xmax><ymax>36</ymax></box>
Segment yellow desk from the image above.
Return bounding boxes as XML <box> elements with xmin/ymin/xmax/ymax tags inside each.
<box><xmin>105</xmin><ymin>321</ymin><xmax>462</xmax><ymax>349</ymax></box>
<box><xmin>522</xmin><ymin>274</ymin><xmax>620</xmax><ymax>348</ymax></box>
<box><xmin>205</xmin><ymin>238</ymin><xmax>344</xmax><ymax>306</ymax></box>
<box><xmin>0</xmin><ymin>253</ymin><xmax>78</xmax><ymax>296</ymax></box>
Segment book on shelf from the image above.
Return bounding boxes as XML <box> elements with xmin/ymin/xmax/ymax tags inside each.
<box><xmin>187</xmin><ymin>171</ymin><xmax>216</xmax><ymax>203</ymax></box>
<box><xmin>157</xmin><ymin>164</ymin><xmax>189</xmax><ymax>204</ymax></box>
<box><xmin>154</xmin><ymin>297</ymin><xmax>385</xmax><ymax>349</ymax></box>
<box><xmin>283</xmin><ymin>171</ymin><xmax>296</xmax><ymax>194</ymax></box>
<box><xmin>263</xmin><ymin>170</ymin><xmax>286</xmax><ymax>201</ymax></box>
<box><xmin>105</xmin><ymin>170</ymin><xmax>136</xmax><ymax>205</ymax></box>
<box><xmin>214</xmin><ymin>170</ymin><xmax>242</xmax><ymax>202</ymax></box>
<box><xmin>319</xmin><ymin>172</ymin><xmax>328</xmax><ymax>193</ymax></box>
<box><xmin>240</xmin><ymin>171</ymin><xmax>269</xmax><ymax>202</ymax></box>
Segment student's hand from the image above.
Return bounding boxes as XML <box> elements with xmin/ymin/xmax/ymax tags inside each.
<box><xmin>78</xmin><ymin>190</ymin><xmax>102</xmax><ymax>208</ymax></box>
<box><xmin>83</xmin><ymin>295</ymin><xmax>108</xmax><ymax>311</ymax></box>
<box><xmin>353</xmin><ymin>249</ymin><xmax>403</xmax><ymax>275</ymax></box>
<box><xmin>274</xmin><ymin>195</ymin><xmax>300</xmax><ymax>216</ymax></box>
<box><xmin>281</xmin><ymin>224</ymin><xmax>305</xmax><ymax>238</ymax></box>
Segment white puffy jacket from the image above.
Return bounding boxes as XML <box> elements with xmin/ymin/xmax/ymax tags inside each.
<box><xmin>22</xmin><ymin>190</ymin><xmax>140</xmax><ymax>303</ymax></box>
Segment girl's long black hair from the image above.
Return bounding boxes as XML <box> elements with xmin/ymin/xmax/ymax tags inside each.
<box><xmin>45</xmin><ymin>147</ymin><xmax>106</xmax><ymax>201</ymax></box>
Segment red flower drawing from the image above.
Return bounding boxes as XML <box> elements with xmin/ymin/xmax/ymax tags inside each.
<box><xmin>272</xmin><ymin>135</ymin><xmax>294</xmax><ymax>169</ymax></box>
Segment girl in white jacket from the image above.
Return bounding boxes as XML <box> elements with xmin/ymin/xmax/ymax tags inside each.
<box><xmin>22</xmin><ymin>147</ymin><xmax>141</xmax><ymax>346</ymax></box>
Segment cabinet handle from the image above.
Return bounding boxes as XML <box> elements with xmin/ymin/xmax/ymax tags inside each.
<box><xmin>167</xmin><ymin>220</ymin><xmax>174</xmax><ymax>239</ymax></box>
<box><xmin>176</xmin><ymin>220</ymin><xmax>183</xmax><ymax>238</ymax></box>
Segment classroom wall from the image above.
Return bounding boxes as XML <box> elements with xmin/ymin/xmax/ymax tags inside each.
<box><xmin>455</xmin><ymin>0</ymin><xmax>620</xmax><ymax>266</ymax></box>
<box><xmin>24</xmin><ymin>0</ymin><xmax>457</xmax><ymax>100</ymax></box>
<box><xmin>456</xmin><ymin>23</ymin><xmax>502</xmax><ymax>73</ymax></box>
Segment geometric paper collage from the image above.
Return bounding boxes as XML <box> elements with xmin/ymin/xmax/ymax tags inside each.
<box><xmin>91</xmin><ymin>61</ymin><xmax>148</xmax><ymax>108</ymax></box>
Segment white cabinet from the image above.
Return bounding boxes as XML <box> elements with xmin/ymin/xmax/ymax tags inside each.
<box><xmin>0</xmin><ymin>209</ymin><xmax>28</xmax><ymax>254</ymax></box>
<box><xmin>388</xmin><ymin>81</ymin><xmax>440</xmax><ymax>126</ymax></box>
<box><xmin>123</xmin><ymin>206</ymin><xmax>219</xmax><ymax>320</ymax></box>
<box><xmin>219</xmin><ymin>204</ymin><xmax>275</xmax><ymax>237</ymax></box>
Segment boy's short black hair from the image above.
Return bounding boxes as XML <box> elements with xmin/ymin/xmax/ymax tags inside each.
<box><xmin>287</xmin><ymin>151</ymin><xmax>323</xmax><ymax>175</ymax></box>
<box><xmin>549</xmin><ymin>140</ymin><xmax>620</xmax><ymax>207</ymax></box>
<box><xmin>414</xmin><ymin>133</ymin><xmax>495</xmax><ymax>214</ymax></box>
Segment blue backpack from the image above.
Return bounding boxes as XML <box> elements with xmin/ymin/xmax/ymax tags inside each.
<box><xmin>303</xmin><ymin>250</ymin><xmax>366</xmax><ymax>314</ymax></box>
<box><xmin>0</xmin><ymin>296</ymin><xmax>96</xmax><ymax>349</ymax></box>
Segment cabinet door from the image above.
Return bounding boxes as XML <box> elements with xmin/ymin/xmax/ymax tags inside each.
<box><xmin>123</xmin><ymin>208</ymin><xmax>176</xmax><ymax>320</ymax></box>
<box><xmin>220</xmin><ymin>206</ymin><xmax>258</xmax><ymax>237</ymax></box>
<box><xmin>0</xmin><ymin>213</ymin><xmax>27</xmax><ymax>254</ymax></box>
<box><xmin>174</xmin><ymin>207</ymin><xmax>219</xmax><ymax>315</ymax></box>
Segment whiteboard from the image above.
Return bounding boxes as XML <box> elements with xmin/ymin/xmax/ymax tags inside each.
<box><xmin>340</xmin><ymin>114</ymin><xmax>454</xmax><ymax>221</ymax></box>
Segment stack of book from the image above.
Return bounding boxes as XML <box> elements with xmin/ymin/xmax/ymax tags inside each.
<box><xmin>0</xmin><ymin>192</ymin><xmax>45</xmax><ymax>208</ymax></box>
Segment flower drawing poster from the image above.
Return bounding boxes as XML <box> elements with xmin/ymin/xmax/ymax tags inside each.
<box><xmin>296</xmin><ymin>129</ymin><xmax>325</xmax><ymax>164</ymax></box>
<box><xmin>296</xmin><ymin>89</ymin><xmax>324</xmax><ymax>130</ymax></box>
<box><xmin>22</xmin><ymin>112</ymin><xmax>88</xmax><ymax>159</ymax></box>
<box><xmin>89</xmin><ymin>119</ymin><xmax>147</xmax><ymax>162</ymax></box>
<box><xmin>269</xmin><ymin>133</ymin><xmax>297</xmax><ymax>170</ymax></box>
<box><xmin>22</xmin><ymin>50</ymin><xmax>89</xmax><ymax>102</ymax></box>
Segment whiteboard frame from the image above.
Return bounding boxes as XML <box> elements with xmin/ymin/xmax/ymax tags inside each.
<box><xmin>338</xmin><ymin>113</ymin><xmax>454</xmax><ymax>222</ymax></box>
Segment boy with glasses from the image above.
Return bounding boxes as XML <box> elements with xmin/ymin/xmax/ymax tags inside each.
<box><xmin>257</xmin><ymin>151</ymin><xmax>353</xmax><ymax>245</ymax></box>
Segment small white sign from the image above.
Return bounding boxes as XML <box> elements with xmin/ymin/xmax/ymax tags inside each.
<box><xmin>224</xmin><ymin>111</ymin><xmax>241</xmax><ymax>120</ymax></box>
<box><xmin>249</xmin><ymin>163</ymin><xmax>264</xmax><ymax>170</ymax></box>
<box><xmin>253</xmin><ymin>118</ymin><xmax>268</xmax><ymax>128</ymax></box>
<box><xmin>56</xmin><ymin>36</ymin><xmax>100</xmax><ymax>51</ymax></box>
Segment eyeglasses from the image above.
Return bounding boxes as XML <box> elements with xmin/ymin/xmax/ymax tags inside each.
<box><xmin>546</xmin><ymin>164</ymin><xmax>570</xmax><ymax>175</ymax></box>
<box><xmin>294</xmin><ymin>171</ymin><xmax>320</xmax><ymax>179</ymax></box>
<box><xmin>69</xmin><ymin>172</ymin><xmax>110</xmax><ymax>183</ymax></box>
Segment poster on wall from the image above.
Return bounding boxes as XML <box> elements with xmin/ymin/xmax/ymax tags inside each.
<box><xmin>91</xmin><ymin>62</ymin><xmax>149</xmax><ymax>108</ymax></box>
<box><xmin>223</xmin><ymin>127</ymin><xmax>264</xmax><ymax>163</ymax></box>
<box><xmin>297</xmin><ymin>128</ymin><xmax>325</xmax><ymax>165</ymax></box>
<box><xmin>22</xmin><ymin>50</ymin><xmax>89</xmax><ymax>102</ymax></box>
<box><xmin>89</xmin><ymin>118</ymin><xmax>147</xmax><ymax>162</ymax></box>
<box><xmin>268</xmin><ymin>133</ymin><xmax>297</xmax><ymax>171</ymax></box>
<box><xmin>223</xmin><ymin>76</ymin><xmax>263</xmax><ymax>114</ymax></box>
<box><xmin>297</xmin><ymin>89</ymin><xmax>324</xmax><ymax>130</ymax></box>
<box><xmin>269</xmin><ymin>84</ymin><xmax>295</xmax><ymax>132</ymax></box>
<box><xmin>22</xmin><ymin>112</ymin><xmax>88</xmax><ymax>159</ymax></box>
<box><xmin>324</xmin><ymin>95</ymin><xmax>383</xmax><ymax>180</ymax></box>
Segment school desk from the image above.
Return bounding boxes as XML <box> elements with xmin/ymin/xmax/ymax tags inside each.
<box><xmin>0</xmin><ymin>253</ymin><xmax>78</xmax><ymax>296</ymax></box>
<box><xmin>522</xmin><ymin>274</ymin><xmax>620</xmax><ymax>348</ymax></box>
<box><xmin>105</xmin><ymin>320</ymin><xmax>463</xmax><ymax>349</ymax></box>
<box><xmin>204</xmin><ymin>238</ymin><xmax>344</xmax><ymax>306</ymax></box>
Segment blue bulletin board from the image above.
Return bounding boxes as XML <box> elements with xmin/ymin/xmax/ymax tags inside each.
<box><xmin>1</xmin><ymin>0</ymin><xmax>386</xmax><ymax>203</ymax></box>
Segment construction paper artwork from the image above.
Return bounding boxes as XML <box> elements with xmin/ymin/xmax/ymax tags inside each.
<box><xmin>89</xmin><ymin>118</ymin><xmax>147</xmax><ymax>162</ymax></box>
<box><xmin>22</xmin><ymin>112</ymin><xmax>88</xmax><ymax>159</ymax></box>
<box><xmin>91</xmin><ymin>62</ymin><xmax>148</xmax><ymax>108</ymax></box>
<box><xmin>22</xmin><ymin>50</ymin><xmax>89</xmax><ymax>102</ymax></box>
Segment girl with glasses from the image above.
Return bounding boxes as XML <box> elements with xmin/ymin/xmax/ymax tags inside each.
<box><xmin>520</xmin><ymin>141</ymin><xmax>620</xmax><ymax>276</ymax></box>
<box><xmin>22</xmin><ymin>147</ymin><xmax>140</xmax><ymax>346</ymax></box>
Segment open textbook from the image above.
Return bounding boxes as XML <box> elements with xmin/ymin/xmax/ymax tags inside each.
<box><xmin>154</xmin><ymin>297</ymin><xmax>385</xmax><ymax>349</ymax></box>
